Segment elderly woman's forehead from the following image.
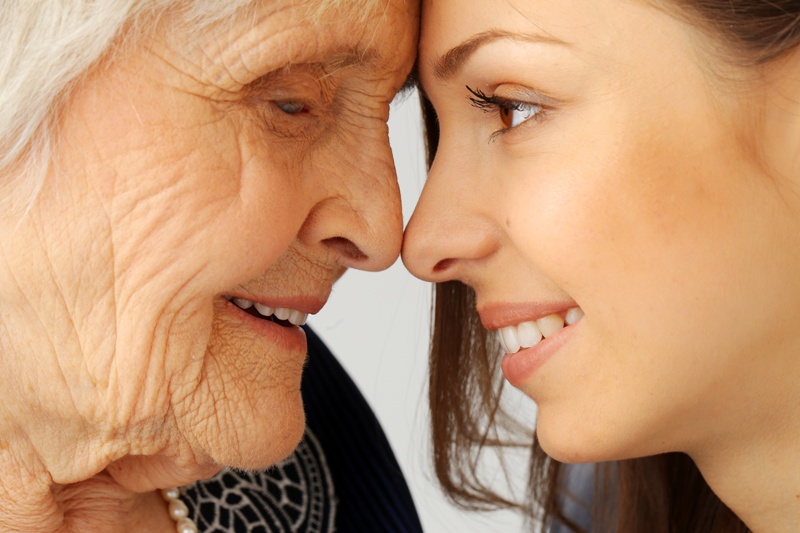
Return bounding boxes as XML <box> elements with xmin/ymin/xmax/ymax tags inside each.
<box><xmin>144</xmin><ymin>0</ymin><xmax>416</xmax><ymax>99</ymax></box>
<box><xmin>292</xmin><ymin>0</ymin><xmax>386</xmax><ymax>24</ymax></box>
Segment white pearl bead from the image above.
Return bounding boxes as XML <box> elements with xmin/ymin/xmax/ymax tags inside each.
<box><xmin>161</xmin><ymin>487</ymin><xmax>181</xmax><ymax>501</ymax></box>
<box><xmin>176</xmin><ymin>518</ymin><xmax>199</xmax><ymax>533</ymax></box>
<box><xmin>169</xmin><ymin>498</ymin><xmax>190</xmax><ymax>520</ymax></box>
<box><xmin>162</xmin><ymin>487</ymin><xmax>198</xmax><ymax>532</ymax></box>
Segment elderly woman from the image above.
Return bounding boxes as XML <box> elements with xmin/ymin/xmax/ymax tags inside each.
<box><xmin>404</xmin><ymin>0</ymin><xmax>800</xmax><ymax>532</ymax></box>
<box><xmin>0</xmin><ymin>1</ymin><xmax>418</xmax><ymax>531</ymax></box>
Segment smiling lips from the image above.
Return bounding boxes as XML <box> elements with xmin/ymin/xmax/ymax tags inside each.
<box><xmin>225</xmin><ymin>296</ymin><xmax>309</xmax><ymax>327</ymax></box>
<box><xmin>496</xmin><ymin>307</ymin><xmax>584</xmax><ymax>355</ymax></box>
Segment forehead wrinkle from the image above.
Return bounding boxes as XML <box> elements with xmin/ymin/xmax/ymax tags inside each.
<box><xmin>210</xmin><ymin>5</ymin><xmax>296</xmax><ymax>87</ymax></box>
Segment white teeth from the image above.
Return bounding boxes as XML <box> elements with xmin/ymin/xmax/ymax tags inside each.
<box><xmin>517</xmin><ymin>321</ymin><xmax>543</xmax><ymax>348</ymax></box>
<box><xmin>499</xmin><ymin>326</ymin><xmax>520</xmax><ymax>354</ymax></box>
<box><xmin>232</xmin><ymin>297</ymin><xmax>253</xmax><ymax>310</ymax></box>
<box><xmin>536</xmin><ymin>314</ymin><xmax>565</xmax><ymax>338</ymax></box>
<box><xmin>254</xmin><ymin>302</ymin><xmax>273</xmax><ymax>316</ymax></box>
<box><xmin>228</xmin><ymin>297</ymin><xmax>308</xmax><ymax>327</ymax></box>
<box><xmin>497</xmin><ymin>321</ymin><xmax>543</xmax><ymax>355</ymax></box>
<box><xmin>565</xmin><ymin>307</ymin><xmax>584</xmax><ymax>325</ymax></box>
<box><xmin>288</xmin><ymin>309</ymin><xmax>307</xmax><ymax>326</ymax></box>
<box><xmin>496</xmin><ymin>307</ymin><xmax>582</xmax><ymax>355</ymax></box>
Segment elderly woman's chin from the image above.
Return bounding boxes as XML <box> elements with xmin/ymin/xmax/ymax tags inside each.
<box><xmin>179</xmin><ymin>303</ymin><xmax>309</xmax><ymax>472</ymax></box>
<box><xmin>108</xmin><ymin>403</ymin><xmax>305</xmax><ymax>494</ymax></box>
<box><xmin>106</xmin><ymin>314</ymin><xmax>308</xmax><ymax>492</ymax></box>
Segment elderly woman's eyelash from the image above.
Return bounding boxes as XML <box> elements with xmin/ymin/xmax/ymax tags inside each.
<box><xmin>274</xmin><ymin>101</ymin><xmax>308</xmax><ymax>114</ymax></box>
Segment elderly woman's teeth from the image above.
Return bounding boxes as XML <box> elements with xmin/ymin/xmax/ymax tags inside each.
<box><xmin>227</xmin><ymin>296</ymin><xmax>308</xmax><ymax>326</ymax></box>
<box><xmin>497</xmin><ymin>307</ymin><xmax>583</xmax><ymax>355</ymax></box>
<box><xmin>233</xmin><ymin>297</ymin><xmax>253</xmax><ymax>310</ymax></box>
<box><xmin>254</xmin><ymin>302</ymin><xmax>274</xmax><ymax>315</ymax></box>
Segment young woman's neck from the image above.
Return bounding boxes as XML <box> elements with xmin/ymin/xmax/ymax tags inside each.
<box><xmin>692</xmin><ymin>392</ymin><xmax>800</xmax><ymax>532</ymax></box>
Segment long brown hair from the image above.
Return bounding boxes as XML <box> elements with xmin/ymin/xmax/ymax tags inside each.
<box><xmin>424</xmin><ymin>2</ymin><xmax>800</xmax><ymax>531</ymax></box>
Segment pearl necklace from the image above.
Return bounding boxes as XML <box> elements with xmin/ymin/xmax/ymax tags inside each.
<box><xmin>161</xmin><ymin>487</ymin><xmax>199</xmax><ymax>533</ymax></box>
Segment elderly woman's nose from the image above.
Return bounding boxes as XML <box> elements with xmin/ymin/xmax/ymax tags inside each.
<box><xmin>300</xmin><ymin>140</ymin><xmax>403</xmax><ymax>272</ymax></box>
<box><xmin>402</xmin><ymin>157</ymin><xmax>499</xmax><ymax>283</ymax></box>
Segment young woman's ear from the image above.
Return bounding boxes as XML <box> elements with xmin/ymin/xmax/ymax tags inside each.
<box><xmin>754</xmin><ymin>48</ymin><xmax>800</xmax><ymax>187</ymax></box>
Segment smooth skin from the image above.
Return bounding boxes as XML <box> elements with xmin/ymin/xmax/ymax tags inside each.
<box><xmin>403</xmin><ymin>0</ymin><xmax>800</xmax><ymax>530</ymax></box>
<box><xmin>0</xmin><ymin>0</ymin><xmax>418</xmax><ymax>531</ymax></box>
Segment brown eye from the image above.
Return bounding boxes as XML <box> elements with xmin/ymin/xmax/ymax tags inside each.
<box><xmin>275</xmin><ymin>101</ymin><xmax>306</xmax><ymax>115</ymax></box>
<box><xmin>500</xmin><ymin>106</ymin><xmax>513</xmax><ymax>129</ymax></box>
<box><xmin>467</xmin><ymin>86</ymin><xmax>544</xmax><ymax>132</ymax></box>
<box><xmin>499</xmin><ymin>102</ymin><xmax>542</xmax><ymax>129</ymax></box>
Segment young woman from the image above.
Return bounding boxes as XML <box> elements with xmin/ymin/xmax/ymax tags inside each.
<box><xmin>402</xmin><ymin>1</ymin><xmax>800</xmax><ymax>531</ymax></box>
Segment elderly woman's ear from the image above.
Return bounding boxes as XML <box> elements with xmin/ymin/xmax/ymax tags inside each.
<box><xmin>0</xmin><ymin>0</ymin><xmax>419</xmax><ymax>530</ymax></box>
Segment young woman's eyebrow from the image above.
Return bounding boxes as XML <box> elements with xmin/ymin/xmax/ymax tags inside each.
<box><xmin>432</xmin><ymin>29</ymin><xmax>570</xmax><ymax>81</ymax></box>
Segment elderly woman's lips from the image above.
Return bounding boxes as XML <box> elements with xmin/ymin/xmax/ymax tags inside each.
<box><xmin>224</xmin><ymin>296</ymin><xmax>308</xmax><ymax>327</ymax></box>
<box><xmin>220</xmin><ymin>294</ymin><xmax>309</xmax><ymax>356</ymax></box>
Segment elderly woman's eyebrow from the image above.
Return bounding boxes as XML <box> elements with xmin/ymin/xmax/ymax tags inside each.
<box><xmin>433</xmin><ymin>28</ymin><xmax>569</xmax><ymax>81</ymax></box>
<box><xmin>241</xmin><ymin>46</ymin><xmax>379</xmax><ymax>98</ymax></box>
<box><xmin>326</xmin><ymin>45</ymin><xmax>380</xmax><ymax>73</ymax></box>
<box><xmin>246</xmin><ymin>44</ymin><xmax>381</xmax><ymax>84</ymax></box>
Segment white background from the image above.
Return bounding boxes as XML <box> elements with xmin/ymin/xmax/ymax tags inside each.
<box><xmin>308</xmin><ymin>92</ymin><xmax>527</xmax><ymax>532</ymax></box>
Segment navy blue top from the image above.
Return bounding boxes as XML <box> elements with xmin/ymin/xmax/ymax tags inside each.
<box><xmin>550</xmin><ymin>463</ymin><xmax>595</xmax><ymax>533</ymax></box>
<box><xmin>302</xmin><ymin>326</ymin><xmax>424</xmax><ymax>533</ymax></box>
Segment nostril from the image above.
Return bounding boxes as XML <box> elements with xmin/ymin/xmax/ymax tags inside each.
<box><xmin>322</xmin><ymin>236</ymin><xmax>368</xmax><ymax>262</ymax></box>
<box><xmin>433</xmin><ymin>258</ymin><xmax>455</xmax><ymax>273</ymax></box>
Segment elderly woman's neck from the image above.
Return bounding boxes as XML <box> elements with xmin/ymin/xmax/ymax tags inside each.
<box><xmin>0</xmin><ymin>446</ymin><xmax>174</xmax><ymax>532</ymax></box>
<box><xmin>0</xmin><ymin>433</ymin><xmax>63</xmax><ymax>531</ymax></box>
<box><xmin>0</xmin><ymin>385</ymin><xmax>170</xmax><ymax>532</ymax></box>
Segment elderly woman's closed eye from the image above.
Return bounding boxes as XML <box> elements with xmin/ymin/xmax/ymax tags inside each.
<box><xmin>0</xmin><ymin>1</ymin><xmax>418</xmax><ymax>531</ymax></box>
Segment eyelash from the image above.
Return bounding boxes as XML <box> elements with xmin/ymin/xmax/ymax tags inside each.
<box><xmin>466</xmin><ymin>85</ymin><xmax>544</xmax><ymax>138</ymax></box>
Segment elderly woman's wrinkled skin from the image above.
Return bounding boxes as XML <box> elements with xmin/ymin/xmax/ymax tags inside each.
<box><xmin>0</xmin><ymin>0</ymin><xmax>417</xmax><ymax>529</ymax></box>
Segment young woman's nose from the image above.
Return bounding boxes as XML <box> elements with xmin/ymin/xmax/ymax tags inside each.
<box><xmin>299</xmin><ymin>129</ymin><xmax>403</xmax><ymax>272</ymax></box>
<box><xmin>402</xmin><ymin>151</ymin><xmax>500</xmax><ymax>283</ymax></box>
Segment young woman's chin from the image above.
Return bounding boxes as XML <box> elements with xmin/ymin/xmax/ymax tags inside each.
<box><xmin>533</xmin><ymin>406</ymin><xmax>655</xmax><ymax>465</ymax></box>
<box><xmin>534</xmin><ymin>413</ymin><xmax>605</xmax><ymax>464</ymax></box>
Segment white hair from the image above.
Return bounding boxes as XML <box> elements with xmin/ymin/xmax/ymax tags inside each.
<box><xmin>0</xmin><ymin>0</ymin><xmax>381</xmax><ymax>212</ymax></box>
